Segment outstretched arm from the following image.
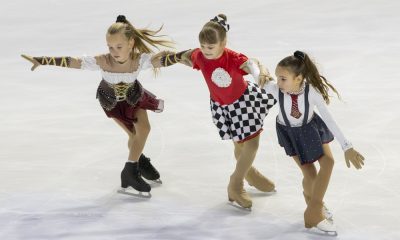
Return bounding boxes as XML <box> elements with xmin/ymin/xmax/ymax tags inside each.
<box><xmin>154</xmin><ymin>49</ymin><xmax>193</xmax><ymax>68</ymax></box>
<box><xmin>240</xmin><ymin>58</ymin><xmax>274</xmax><ymax>88</ymax></box>
<box><xmin>21</xmin><ymin>54</ymin><xmax>82</xmax><ymax>71</ymax></box>
<box><xmin>312</xmin><ymin>88</ymin><xmax>365</xmax><ymax>169</ymax></box>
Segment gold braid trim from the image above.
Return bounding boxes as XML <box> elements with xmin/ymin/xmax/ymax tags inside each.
<box><xmin>34</xmin><ymin>56</ymin><xmax>71</xmax><ymax>67</ymax></box>
<box><xmin>160</xmin><ymin>49</ymin><xmax>191</xmax><ymax>67</ymax></box>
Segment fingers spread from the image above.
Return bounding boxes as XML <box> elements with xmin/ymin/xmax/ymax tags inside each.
<box><xmin>346</xmin><ymin>158</ymin><xmax>351</xmax><ymax>168</ymax></box>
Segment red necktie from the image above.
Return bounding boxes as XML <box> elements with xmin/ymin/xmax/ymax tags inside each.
<box><xmin>290</xmin><ymin>94</ymin><xmax>302</xmax><ymax>119</ymax></box>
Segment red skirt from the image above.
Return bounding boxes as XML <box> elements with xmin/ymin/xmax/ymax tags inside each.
<box><xmin>102</xmin><ymin>88</ymin><xmax>164</xmax><ymax>133</ymax></box>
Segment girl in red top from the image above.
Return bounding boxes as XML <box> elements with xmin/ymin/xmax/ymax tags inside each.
<box><xmin>162</xmin><ymin>14</ymin><xmax>277</xmax><ymax>209</ymax></box>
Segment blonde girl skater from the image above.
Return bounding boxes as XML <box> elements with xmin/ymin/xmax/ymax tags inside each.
<box><xmin>22</xmin><ymin>15</ymin><xmax>173</xmax><ymax>197</ymax></box>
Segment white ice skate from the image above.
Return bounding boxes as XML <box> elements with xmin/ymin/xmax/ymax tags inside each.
<box><xmin>323</xmin><ymin>204</ymin><xmax>334</xmax><ymax>221</ymax></box>
<box><xmin>307</xmin><ymin>219</ymin><xmax>338</xmax><ymax>236</ymax></box>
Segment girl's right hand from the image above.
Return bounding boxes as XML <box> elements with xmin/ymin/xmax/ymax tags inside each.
<box><xmin>21</xmin><ymin>54</ymin><xmax>40</xmax><ymax>71</ymax></box>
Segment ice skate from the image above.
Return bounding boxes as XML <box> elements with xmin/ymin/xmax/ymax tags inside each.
<box><xmin>245</xmin><ymin>167</ymin><xmax>276</xmax><ymax>193</ymax></box>
<box><xmin>323</xmin><ymin>205</ymin><xmax>333</xmax><ymax>221</ymax></box>
<box><xmin>306</xmin><ymin>219</ymin><xmax>338</xmax><ymax>236</ymax></box>
<box><xmin>304</xmin><ymin>200</ymin><xmax>337</xmax><ymax>235</ymax></box>
<box><xmin>118</xmin><ymin>162</ymin><xmax>151</xmax><ymax>198</ymax></box>
<box><xmin>117</xmin><ymin>187</ymin><xmax>152</xmax><ymax>198</ymax></box>
<box><xmin>227</xmin><ymin>175</ymin><xmax>252</xmax><ymax>210</ymax></box>
<box><xmin>138</xmin><ymin>154</ymin><xmax>162</xmax><ymax>184</ymax></box>
<box><xmin>303</xmin><ymin>192</ymin><xmax>333</xmax><ymax>221</ymax></box>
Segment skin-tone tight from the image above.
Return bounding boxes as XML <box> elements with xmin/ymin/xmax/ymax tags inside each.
<box><xmin>113</xmin><ymin>108</ymin><xmax>151</xmax><ymax>161</ymax></box>
<box><xmin>293</xmin><ymin>144</ymin><xmax>335</xmax><ymax>226</ymax></box>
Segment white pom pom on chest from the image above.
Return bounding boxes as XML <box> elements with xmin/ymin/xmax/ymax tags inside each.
<box><xmin>211</xmin><ymin>67</ymin><xmax>232</xmax><ymax>88</ymax></box>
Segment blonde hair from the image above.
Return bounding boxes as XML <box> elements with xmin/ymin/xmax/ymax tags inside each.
<box><xmin>107</xmin><ymin>16</ymin><xmax>173</xmax><ymax>61</ymax></box>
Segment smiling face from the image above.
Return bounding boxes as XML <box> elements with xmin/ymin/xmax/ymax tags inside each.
<box><xmin>106</xmin><ymin>32</ymin><xmax>134</xmax><ymax>63</ymax></box>
<box><xmin>275</xmin><ymin>66</ymin><xmax>304</xmax><ymax>93</ymax></box>
<box><xmin>200</xmin><ymin>39</ymin><xmax>226</xmax><ymax>59</ymax></box>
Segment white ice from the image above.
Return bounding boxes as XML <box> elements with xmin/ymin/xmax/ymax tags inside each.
<box><xmin>1</xmin><ymin>0</ymin><xmax>400</xmax><ymax>239</ymax></box>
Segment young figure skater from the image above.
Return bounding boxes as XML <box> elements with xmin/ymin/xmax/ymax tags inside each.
<box><xmin>160</xmin><ymin>14</ymin><xmax>277</xmax><ymax>209</ymax></box>
<box><xmin>257</xmin><ymin>51</ymin><xmax>365</xmax><ymax>233</ymax></box>
<box><xmin>22</xmin><ymin>15</ymin><xmax>173</xmax><ymax>197</ymax></box>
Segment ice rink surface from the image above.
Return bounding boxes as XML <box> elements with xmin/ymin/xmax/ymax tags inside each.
<box><xmin>1</xmin><ymin>0</ymin><xmax>399</xmax><ymax>239</ymax></box>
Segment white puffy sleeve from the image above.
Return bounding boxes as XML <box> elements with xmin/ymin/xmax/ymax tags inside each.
<box><xmin>139</xmin><ymin>53</ymin><xmax>155</xmax><ymax>70</ymax></box>
<box><xmin>310</xmin><ymin>87</ymin><xmax>353</xmax><ymax>151</ymax></box>
<box><xmin>263</xmin><ymin>81</ymin><xmax>279</xmax><ymax>100</ymax></box>
<box><xmin>80</xmin><ymin>55</ymin><xmax>101</xmax><ymax>71</ymax></box>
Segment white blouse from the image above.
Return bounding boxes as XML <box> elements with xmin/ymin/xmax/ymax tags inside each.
<box><xmin>80</xmin><ymin>53</ymin><xmax>153</xmax><ymax>84</ymax></box>
<box><xmin>264</xmin><ymin>82</ymin><xmax>353</xmax><ymax>151</ymax></box>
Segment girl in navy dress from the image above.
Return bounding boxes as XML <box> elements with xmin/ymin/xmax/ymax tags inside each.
<box><xmin>258</xmin><ymin>50</ymin><xmax>365</xmax><ymax>234</ymax></box>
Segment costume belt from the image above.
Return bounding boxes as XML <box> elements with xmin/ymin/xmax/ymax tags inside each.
<box><xmin>96</xmin><ymin>80</ymin><xmax>144</xmax><ymax>111</ymax></box>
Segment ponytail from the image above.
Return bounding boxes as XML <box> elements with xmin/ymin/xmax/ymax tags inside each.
<box><xmin>109</xmin><ymin>15</ymin><xmax>173</xmax><ymax>60</ymax></box>
<box><xmin>278</xmin><ymin>51</ymin><xmax>340</xmax><ymax>104</ymax></box>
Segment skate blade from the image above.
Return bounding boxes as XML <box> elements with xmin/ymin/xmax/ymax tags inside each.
<box><xmin>306</xmin><ymin>225</ymin><xmax>338</xmax><ymax>237</ymax></box>
<box><xmin>227</xmin><ymin>200</ymin><xmax>252</xmax><ymax>211</ymax></box>
<box><xmin>150</xmin><ymin>179</ymin><xmax>162</xmax><ymax>184</ymax></box>
<box><xmin>117</xmin><ymin>188</ymin><xmax>152</xmax><ymax>199</ymax></box>
<box><xmin>262</xmin><ymin>189</ymin><xmax>277</xmax><ymax>195</ymax></box>
<box><xmin>307</xmin><ymin>228</ymin><xmax>338</xmax><ymax>237</ymax></box>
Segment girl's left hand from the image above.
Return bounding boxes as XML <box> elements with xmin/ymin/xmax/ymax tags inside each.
<box><xmin>344</xmin><ymin>148</ymin><xmax>365</xmax><ymax>169</ymax></box>
<box><xmin>258</xmin><ymin>73</ymin><xmax>274</xmax><ymax>88</ymax></box>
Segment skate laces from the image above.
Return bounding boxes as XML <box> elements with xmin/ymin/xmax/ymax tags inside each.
<box><xmin>139</xmin><ymin>156</ymin><xmax>153</xmax><ymax>169</ymax></box>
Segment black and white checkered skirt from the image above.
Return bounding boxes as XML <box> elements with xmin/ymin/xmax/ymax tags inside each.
<box><xmin>210</xmin><ymin>81</ymin><xmax>277</xmax><ymax>142</ymax></box>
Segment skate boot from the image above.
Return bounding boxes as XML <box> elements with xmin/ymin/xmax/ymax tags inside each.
<box><xmin>138</xmin><ymin>154</ymin><xmax>161</xmax><ymax>182</ymax></box>
<box><xmin>245</xmin><ymin>167</ymin><xmax>276</xmax><ymax>192</ymax></box>
<box><xmin>121</xmin><ymin>162</ymin><xmax>151</xmax><ymax>192</ymax></box>
<box><xmin>303</xmin><ymin>192</ymin><xmax>333</xmax><ymax>220</ymax></box>
<box><xmin>227</xmin><ymin>175</ymin><xmax>252</xmax><ymax>209</ymax></box>
<box><xmin>304</xmin><ymin>199</ymin><xmax>337</xmax><ymax>235</ymax></box>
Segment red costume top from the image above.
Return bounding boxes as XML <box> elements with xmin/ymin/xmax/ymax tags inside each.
<box><xmin>191</xmin><ymin>48</ymin><xmax>249</xmax><ymax>105</ymax></box>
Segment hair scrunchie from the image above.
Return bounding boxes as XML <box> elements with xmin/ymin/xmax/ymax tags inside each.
<box><xmin>210</xmin><ymin>16</ymin><xmax>230</xmax><ymax>32</ymax></box>
<box><xmin>294</xmin><ymin>50</ymin><xmax>305</xmax><ymax>61</ymax></box>
<box><xmin>116</xmin><ymin>15</ymin><xmax>127</xmax><ymax>23</ymax></box>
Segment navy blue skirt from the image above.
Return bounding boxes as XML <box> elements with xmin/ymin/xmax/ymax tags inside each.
<box><xmin>276</xmin><ymin>113</ymin><xmax>334</xmax><ymax>165</ymax></box>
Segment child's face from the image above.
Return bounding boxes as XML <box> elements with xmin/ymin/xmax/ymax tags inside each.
<box><xmin>106</xmin><ymin>33</ymin><xmax>134</xmax><ymax>63</ymax></box>
<box><xmin>275</xmin><ymin>66</ymin><xmax>303</xmax><ymax>93</ymax></box>
<box><xmin>200</xmin><ymin>40</ymin><xmax>226</xmax><ymax>59</ymax></box>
